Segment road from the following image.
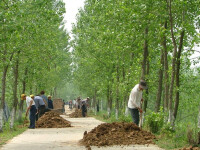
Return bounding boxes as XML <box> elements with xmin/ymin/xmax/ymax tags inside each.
<box><xmin>1</xmin><ymin>106</ymin><xmax>163</xmax><ymax>150</ymax></box>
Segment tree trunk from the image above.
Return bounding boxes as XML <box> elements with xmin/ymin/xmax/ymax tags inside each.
<box><xmin>115</xmin><ymin>66</ymin><xmax>119</xmax><ymax>120</ymax></box>
<box><xmin>18</xmin><ymin>68</ymin><xmax>28</xmax><ymax>120</ymax></box>
<box><xmin>141</xmin><ymin>27</ymin><xmax>148</xmax><ymax>80</ymax></box>
<box><xmin>173</xmin><ymin>30</ymin><xmax>185</xmax><ymax>121</ymax></box>
<box><xmin>163</xmin><ymin>21</ymin><xmax>169</xmax><ymax>112</ymax></box>
<box><xmin>10</xmin><ymin>51</ymin><xmax>20</xmax><ymax>129</ymax></box>
<box><xmin>93</xmin><ymin>88</ymin><xmax>97</xmax><ymax>115</ymax></box>
<box><xmin>142</xmin><ymin>27</ymin><xmax>149</xmax><ymax>112</ymax></box>
<box><xmin>100</xmin><ymin>99</ymin><xmax>102</xmax><ymax>111</ymax></box>
<box><xmin>107</xmin><ymin>85</ymin><xmax>113</xmax><ymax>117</ymax></box>
<box><xmin>0</xmin><ymin>66</ymin><xmax>9</xmax><ymax>132</ymax></box>
<box><xmin>155</xmin><ymin>34</ymin><xmax>165</xmax><ymax>112</ymax></box>
<box><xmin>168</xmin><ymin>0</ymin><xmax>178</xmax><ymax>123</ymax></box>
<box><xmin>144</xmin><ymin>57</ymin><xmax>149</xmax><ymax>112</ymax></box>
<box><xmin>107</xmin><ymin>85</ymin><xmax>111</xmax><ymax>117</ymax></box>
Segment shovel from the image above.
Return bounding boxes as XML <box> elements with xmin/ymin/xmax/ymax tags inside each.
<box><xmin>139</xmin><ymin>111</ymin><xmax>143</xmax><ymax>128</ymax></box>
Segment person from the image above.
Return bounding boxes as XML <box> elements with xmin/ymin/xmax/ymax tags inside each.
<box><xmin>47</xmin><ymin>95</ymin><xmax>53</xmax><ymax>109</ymax></box>
<box><xmin>40</xmin><ymin>91</ymin><xmax>48</xmax><ymax>108</ymax></box>
<box><xmin>69</xmin><ymin>100</ymin><xmax>72</xmax><ymax>110</ymax></box>
<box><xmin>81</xmin><ymin>97</ymin><xmax>90</xmax><ymax>117</ymax></box>
<box><xmin>77</xmin><ymin>97</ymin><xmax>81</xmax><ymax>109</ymax></box>
<box><xmin>33</xmin><ymin>95</ymin><xmax>46</xmax><ymax>121</ymax></box>
<box><xmin>21</xmin><ymin>94</ymin><xmax>36</xmax><ymax>129</ymax></box>
<box><xmin>128</xmin><ymin>80</ymin><xmax>147</xmax><ymax>126</ymax></box>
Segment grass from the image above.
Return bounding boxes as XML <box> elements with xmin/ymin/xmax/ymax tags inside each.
<box><xmin>0</xmin><ymin>120</ymin><xmax>27</xmax><ymax>146</ymax></box>
<box><xmin>89</xmin><ymin>110</ymin><xmax>132</xmax><ymax>123</ymax></box>
<box><xmin>155</xmin><ymin>135</ymin><xmax>188</xmax><ymax>150</ymax></box>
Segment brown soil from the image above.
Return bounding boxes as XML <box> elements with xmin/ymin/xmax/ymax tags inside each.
<box><xmin>179</xmin><ymin>146</ymin><xmax>200</xmax><ymax>150</ymax></box>
<box><xmin>36</xmin><ymin>111</ymin><xmax>71</xmax><ymax>128</ymax></box>
<box><xmin>80</xmin><ymin>122</ymin><xmax>156</xmax><ymax>147</ymax></box>
<box><xmin>53</xmin><ymin>99</ymin><xmax>64</xmax><ymax>109</ymax></box>
<box><xmin>69</xmin><ymin>109</ymin><xmax>83</xmax><ymax>118</ymax></box>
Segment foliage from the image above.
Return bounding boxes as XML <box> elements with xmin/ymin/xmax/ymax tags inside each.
<box><xmin>144</xmin><ymin>108</ymin><xmax>165</xmax><ymax>133</ymax></box>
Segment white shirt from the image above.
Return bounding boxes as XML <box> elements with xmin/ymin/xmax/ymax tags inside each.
<box><xmin>26</xmin><ymin>96</ymin><xmax>35</xmax><ymax>107</ymax></box>
<box><xmin>128</xmin><ymin>84</ymin><xmax>143</xmax><ymax>109</ymax></box>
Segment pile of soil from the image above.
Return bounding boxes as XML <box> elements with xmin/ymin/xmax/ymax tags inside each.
<box><xmin>81</xmin><ymin>122</ymin><xmax>156</xmax><ymax>147</ymax></box>
<box><xmin>36</xmin><ymin>111</ymin><xmax>71</xmax><ymax>128</ymax></box>
<box><xmin>53</xmin><ymin>98</ymin><xmax>64</xmax><ymax>109</ymax></box>
<box><xmin>69</xmin><ymin>109</ymin><xmax>83</xmax><ymax>118</ymax></box>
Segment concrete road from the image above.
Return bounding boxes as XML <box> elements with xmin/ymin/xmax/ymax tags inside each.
<box><xmin>1</xmin><ymin>106</ymin><xmax>163</xmax><ymax>150</ymax></box>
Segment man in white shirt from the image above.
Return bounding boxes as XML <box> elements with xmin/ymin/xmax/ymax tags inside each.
<box><xmin>128</xmin><ymin>80</ymin><xmax>147</xmax><ymax>126</ymax></box>
<box><xmin>21</xmin><ymin>94</ymin><xmax>36</xmax><ymax>129</ymax></box>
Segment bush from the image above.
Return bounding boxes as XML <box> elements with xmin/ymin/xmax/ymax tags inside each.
<box><xmin>145</xmin><ymin>108</ymin><xmax>165</xmax><ymax>133</ymax></box>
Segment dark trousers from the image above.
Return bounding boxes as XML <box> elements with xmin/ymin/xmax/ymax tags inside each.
<box><xmin>129</xmin><ymin>108</ymin><xmax>139</xmax><ymax>126</ymax></box>
<box><xmin>39</xmin><ymin>105</ymin><xmax>46</xmax><ymax>118</ymax></box>
<box><xmin>29</xmin><ymin>105</ymin><xmax>36</xmax><ymax>128</ymax></box>
<box><xmin>81</xmin><ymin>105</ymin><xmax>87</xmax><ymax>117</ymax></box>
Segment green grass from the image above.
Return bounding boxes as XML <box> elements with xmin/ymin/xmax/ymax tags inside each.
<box><xmin>89</xmin><ymin>110</ymin><xmax>132</xmax><ymax>123</ymax></box>
<box><xmin>155</xmin><ymin>135</ymin><xmax>188</xmax><ymax>150</ymax></box>
<box><xmin>0</xmin><ymin>121</ymin><xmax>27</xmax><ymax>146</ymax></box>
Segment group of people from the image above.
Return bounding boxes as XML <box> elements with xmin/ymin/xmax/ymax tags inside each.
<box><xmin>69</xmin><ymin>97</ymin><xmax>90</xmax><ymax>117</ymax></box>
<box><xmin>21</xmin><ymin>79</ymin><xmax>147</xmax><ymax>129</ymax></box>
<box><xmin>21</xmin><ymin>91</ymin><xmax>54</xmax><ymax>129</ymax></box>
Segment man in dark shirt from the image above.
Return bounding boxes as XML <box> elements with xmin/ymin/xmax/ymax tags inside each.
<box><xmin>81</xmin><ymin>97</ymin><xmax>90</xmax><ymax>117</ymax></box>
<box><xmin>40</xmin><ymin>91</ymin><xmax>48</xmax><ymax>108</ymax></box>
<box><xmin>47</xmin><ymin>95</ymin><xmax>53</xmax><ymax>109</ymax></box>
<box><xmin>33</xmin><ymin>95</ymin><xmax>46</xmax><ymax>120</ymax></box>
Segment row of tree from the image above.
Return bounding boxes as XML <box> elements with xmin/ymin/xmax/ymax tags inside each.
<box><xmin>71</xmin><ymin>0</ymin><xmax>200</xmax><ymax>126</ymax></box>
<box><xmin>0</xmin><ymin>0</ymin><xmax>71</xmax><ymax>132</ymax></box>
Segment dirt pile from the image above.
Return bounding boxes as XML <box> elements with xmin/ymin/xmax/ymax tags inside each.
<box><xmin>53</xmin><ymin>98</ymin><xmax>64</xmax><ymax>109</ymax></box>
<box><xmin>36</xmin><ymin>111</ymin><xmax>71</xmax><ymax>128</ymax></box>
<box><xmin>69</xmin><ymin>109</ymin><xmax>83</xmax><ymax>118</ymax></box>
<box><xmin>81</xmin><ymin>122</ymin><xmax>156</xmax><ymax>147</ymax></box>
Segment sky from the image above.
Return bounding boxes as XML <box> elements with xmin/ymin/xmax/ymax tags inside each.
<box><xmin>62</xmin><ymin>0</ymin><xmax>85</xmax><ymax>33</ymax></box>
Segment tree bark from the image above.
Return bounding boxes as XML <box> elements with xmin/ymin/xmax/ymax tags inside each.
<box><xmin>163</xmin><ymin>21</ymin><xmax>169</xmax><ymax>112</ymax></box>
<box><xmin>144</xmin><ymin>53</ymin><xmax>149</xmax><ymax>112</ymax></box>
<box><xmin>115</xmin><ymin>66</ymin><xmax>119</xmax><ymax>120</ymax></box>
<box><xmin>142</xmin><ymin>27</ymin><xmax>149</xmax><ymax>112</ymax></box>
<box><xmin>100</xmin><ymin>99</ymin><xmax>103</xmax><ymax>111</ymax></box>
<box><xmin>93</xmin><ymin>88</ymin><xmax>97</xmax><ymax>115</ymax></box>
<box><xmin>10</xmin><ymin>51</ymin><xmax>20</xmax><ymax>129</ymax></box>
<box><xmin>155</xmin><ymin>47</ymin><xmax>164</xmax><ymax>112</ymax></box>
<box><xmin>18</xmin><ymin>68</ymin><xmax>28</xmax><ymax>120</ymax></box>
<box><xmin>168</xmin><ymin>0</ymin><xmax>178</xmax><ymax>123</ymax></box>
<box><xmin>0</xmin><ymin>47</ymin><xmax>14</xmax><ymax>132</ymax></box>
<box><xmin>141</xmin><ymin>27</ymin><xmax>148</xmax><ymax>80</ymax></box>
<box><xmin>173</xmin><ymin>30</ymin><xmax>185</xmax><ymax>120</ymax></box>
<box><xmin>0</xmin><ymin>66</ymin><xmax>8</xmax><ymax>132</ymax></box>
<box><xmin>107</xmin><ymin>84</ymin><xmax>113</xmax><ymax>117</ymax></box>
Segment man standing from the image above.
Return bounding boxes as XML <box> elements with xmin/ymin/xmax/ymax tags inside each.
<box><xmin>40</xmin><ymin>91</ymin><xmax>48</xmax><ymax>108</ymax></box>
<box><xmin>21</xmin><ymin>94</ymin><xmax>36</xmax><ymax>129</ymax></box>
<box><xmin>33</xmin><ymin>95</ymin><xmax>46</xmax><ymax>120</ymax></box>
<box><xmin>47</xmin><ymin>95</ymin><xmax>53</xmax><ymax>109</ymax></box>
<box><xmin>81</xmin><ymin>97</ymin><xmax>90</xmax><ymax>117</ymax></box>
<box><xmin>128</xmin><ymin>80</ymin><xmax>147</xmax><ymax>126</ymax></box>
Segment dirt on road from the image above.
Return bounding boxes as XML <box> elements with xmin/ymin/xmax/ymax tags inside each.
<box><xmin>69</xmin><ymin>108</ymin><xmax>83</xmax><ymax>118</ymax></box>
<box><xmin>81</xmin><ymin>122</ymin><xmax>155</xmax><ymax>147</ymax></box>
<box><xmin>36</xmin><ymin>111</ymin><xmax>71</xmax><ymax>128</ymax></box>
<box><xmin>1</xmin><ymin>106</ymin><xmax>163</xmax><ymax>150</ymax></box>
